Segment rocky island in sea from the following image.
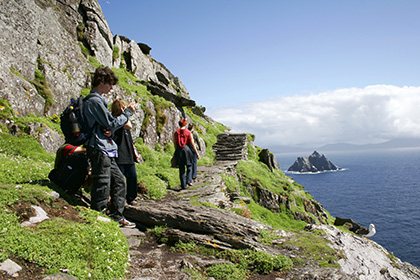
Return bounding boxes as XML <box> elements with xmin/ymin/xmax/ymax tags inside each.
<box><xmin>287</xmin><ymin>151</ymin><xmax>340</xmax><ymax>173</ymax></box>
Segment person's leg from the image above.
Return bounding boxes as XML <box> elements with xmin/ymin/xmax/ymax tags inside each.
<box><xmin>186</xmin><ymin>164</ymin><xmax>193</xmax><ymax>185</ymax></box>
<box><xmin>108</xmin><ymin>158</ymin><xmax>127</xmax><ymax>221</ymax></box>
<box><xmin>88</xmin><ymin>148</ymin><xmax>111</xmax><ymax>213</ymax></box>
<box><xmin>125</xmin><ymin>164</ymin><xmax>138</xmax><ymax>203</ymax></box>
<box><xmin>192</xmin><ymin>153</ymin><xmax>197</xmax><ymax>179</ymax></box>
<box><xmin>179</xmin><ymin>163</ymin><xmax>186</xmax><ymax>189</ymax></box>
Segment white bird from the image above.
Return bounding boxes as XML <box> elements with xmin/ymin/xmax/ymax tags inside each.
<box><xmin>356</xmin><ymin>223</ymin><xmax>376</xmax><ymax>238</ymax></box>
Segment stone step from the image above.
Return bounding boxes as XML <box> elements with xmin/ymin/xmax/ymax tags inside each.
<box><xmin>213</xmin><ymin>133</ymin><xmax>248</xmax><ymax>161</ymax></box>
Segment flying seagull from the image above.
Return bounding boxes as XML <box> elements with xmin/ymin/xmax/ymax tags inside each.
<box><xmin>356</xmin><ymin>224</ymin><xmax>376</xmax><ymax>238</ymax></box>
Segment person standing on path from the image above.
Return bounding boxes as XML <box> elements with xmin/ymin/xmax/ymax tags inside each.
<box><xmin>174</xmin><ymin>119</ymin><xmax>200</xmax><ymax>189</ymax></box>
<box><xmin>83</xmin><ymin>66</ymin><xmax>136</xmax><ymax>228</ymax></box>
<box><xmin>111</xmin><ymin>98</ymin><xmax>140</xmax><ymax>206</ymax></box>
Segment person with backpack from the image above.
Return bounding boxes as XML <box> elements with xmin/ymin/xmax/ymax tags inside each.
<box><xmin>173</xmin><ymin>119</ymin><xmax>200</xmax><ymax>190</ymax></box>
<box><xmin>83</xmin><ymin>66</ymin><xmax>136</xmax><ymax>228</ymax></box>
<box><xmin>111</xmin><ymin>98</ymin><xmax>140</xmax><ymax>206</ymax></box>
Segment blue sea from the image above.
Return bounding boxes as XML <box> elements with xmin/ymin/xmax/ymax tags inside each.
<box><xmin>275</xmin><ymin>148</ymin><xmax>420</xmax><ymax>268</ymax></box>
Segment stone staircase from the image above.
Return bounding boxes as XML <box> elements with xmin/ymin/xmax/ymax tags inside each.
<box><xmin>213</xmin><ymin>133</ymin><xmax>248</xmax><ymax>161</ymax></box>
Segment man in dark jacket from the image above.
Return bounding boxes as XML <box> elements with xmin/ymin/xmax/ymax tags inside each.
<box><xmin>83</xmin><ymin>66</ymin><xmax>136</xmax><ymax>228</ymax></box>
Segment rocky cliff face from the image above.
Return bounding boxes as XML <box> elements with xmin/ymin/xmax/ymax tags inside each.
<box><xmin>288</xmin><ymin>151</ymin><xmax>339</xmax><ymax>173</ymax></box>
<box><xmin>0</xmin><ymin>0</ymin><xmax>199</xmax><ymax>152</ymax></box>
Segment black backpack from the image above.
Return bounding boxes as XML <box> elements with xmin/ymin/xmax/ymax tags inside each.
<box><xmin>48</xmin><ymin>145</ymin><xmax>90</xmax><ymax>194</ymax></box>
<box><xmin>60</xmin><ymin>95</ymin><xmax>92</xmax><ymax>146</ymax></box>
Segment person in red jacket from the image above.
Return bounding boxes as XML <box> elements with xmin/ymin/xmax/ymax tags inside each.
<box><xmin>173</xmin><ymin>119</ymin><xmax>200</xmax><ymax>190</ymax></box>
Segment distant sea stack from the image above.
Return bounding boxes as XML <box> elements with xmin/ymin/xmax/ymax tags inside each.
<box><xmin>287</xmin><ymin>151</ymin><xmax>340</xmax><ymax>173</ymax></box>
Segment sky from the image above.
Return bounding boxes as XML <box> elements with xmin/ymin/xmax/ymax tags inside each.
<box><xmin>99</xmin><ymin>0</ymin><xmax>420</xmax><ymax>149</ymax></box>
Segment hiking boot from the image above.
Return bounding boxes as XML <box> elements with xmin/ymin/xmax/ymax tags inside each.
<box><xmin>118</xmin><ymin>218</ymin><xmax>136</xmax><ymax>228</ymax></box>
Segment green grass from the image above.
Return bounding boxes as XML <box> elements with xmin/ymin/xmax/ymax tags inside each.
<box><xmin>0</xmin><ymin>132</ymin><xmax>130</xmax><ymax>279</ymax></box>
<box><xmin>0</xmin><ymin>134</ymin><xmax>54</xmax><ymax>183</ymax></box>
<box><xmin>0</xmin><ymin>98</ymin><xmax>15</xmax><ymax>118</ymax></box>
<box><xmin>135</xmin><ymin>141</ymin><xmax>179</xmax><ymax>199</ymax></box>
<box><xmin>206</xmin><ymin>263</ymin><xmax>248</xmax><ymax>280</ymax></box>
<box><xmin>282</xmin><ymin>230</ymin><xmax>342</xmax><ymax>268</ymax></box>
<box><xmin>236</xmin><ymin>160</ymin><xmax>290</xmax><ymax>196</ymax></box>
<box><xmin>0</xmin><ymin>198</ymin><xmax>129</xmax><ymax>279</ymax></box>
<box><xmin>112</xmin><ymin>46</ymin><xmax>120</xmax><ymax>63</ymax></box>
<box><xmin>32</xmin><ymin>69</ymin><xmax>54</xmax><ymax>114</ymax></box>
<box><xmin>171</xmin><ymin>240</ymin><xmax>292</xmax><ymax>278</ymax></box>
<box><xmin>218</xmin><ymin>249</ymin><xmax>293</xmax><ymax>274</ymax></box>
<box><xmin>247</xmin><ymin>200</ymin><xmax>307</xmax><ymax>231</ymax></box>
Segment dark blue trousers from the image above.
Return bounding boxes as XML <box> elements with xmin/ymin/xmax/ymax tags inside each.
<box><xmin>179</xmin><ymin>163</ymin><xmax>192</xmax><ymax>189</ymax></box>
<box><xmin>176</xmin><ymin>145</ymin><xmax>193</xmax><ymax>189</ymax></box>
<box><xmin>191</xmin><ymin>152</ymin><xmax>197</xmax><ymax>179</ymax></box>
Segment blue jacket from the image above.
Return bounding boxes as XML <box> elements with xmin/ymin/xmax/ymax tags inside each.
<box><xmin>83</xmin><ymin>91</ymin><xmax>134</xmax><ymax>152</ymax></box>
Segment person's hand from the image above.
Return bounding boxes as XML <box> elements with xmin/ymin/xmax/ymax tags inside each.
<box><xmin>123</xmin><ymin>120</ymin><xmax>132</xmax><ymax>130</ymax></box>
<box><xmin>127</xmin><ymin>102</ymin><xmax>136</xmax><ymax>113</ymax></box>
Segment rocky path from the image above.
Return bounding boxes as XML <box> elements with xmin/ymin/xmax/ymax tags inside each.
<box><xmin>123</xmin><ymin>161</ymin><xmax>265</xmax><ymax>279</ymax></box>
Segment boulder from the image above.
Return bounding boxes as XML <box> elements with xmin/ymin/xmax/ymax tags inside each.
<box><xmin>258</xmin><ymin>148</ymin><xmax>280</xmax><ymax>171</ymax></box>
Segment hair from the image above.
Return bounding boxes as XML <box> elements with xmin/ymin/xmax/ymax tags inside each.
<box><xmin>92</xmin><ymin>66</ymin><xmax>119</xmax><ymax>88</ymax></box>
<box><xmin>179</xmin><ymin>119</ymin><xmax>187</xmax><ymax>128</ymax></box>
<box><xmin>188</xmin><ymin>123</ymin><xmax>194</xmax><ymax>130</ymax></box>
<box><xmin>111</xmin><ymin>99</ymin><xmax>127</xmax><ymax>117</ymax></box>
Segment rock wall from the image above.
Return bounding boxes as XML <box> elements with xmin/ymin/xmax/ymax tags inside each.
<box><xmin>0</xmin><ymin>0</ymin><xmax>93</xmax><ymax>117</ymax></box>
<box><xmin>0</xmin><ymin>0</ymin><xmax>200</xmax><ymax>149</ymax></box>
<box><xmin>213</xmin><ymin>133</ymin><xmax>248</xmax><ymax>161</ymax></box>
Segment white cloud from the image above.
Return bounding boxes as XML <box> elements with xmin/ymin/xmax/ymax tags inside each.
<box><xmin>209</xmin><ymin>85</ymin><xmax>420</xmax><ymax>148</ymax></box>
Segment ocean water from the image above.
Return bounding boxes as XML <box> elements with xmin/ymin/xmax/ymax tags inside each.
<box><xmin>275</xmin><ymin>148</ymin><xmax>420</xmax><ymax>268</ymax></box>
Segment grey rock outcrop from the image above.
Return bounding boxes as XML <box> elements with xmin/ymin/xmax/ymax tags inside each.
<box><xmin>0</xmin><ymin>0</ymin><xmax>198</xmax><ymax>150</ymax></box>
<box><xmin>42</xmin><ymin>273</ymin><xmax>78</xmax><ymax>280</ymax></box>
<box><xmin>246</xmin><ymin>181</ymin><xmax>329</xmax><ymax>224</ymax></box>
<box><xmin>0</xmin><ymin>0</ymin><xmax>94</xmax><ymax>117</ymax></box>
<box><xmin>288</xmin><ymin>151</ymin><xmax>339</xmax><ymax>173</ymax></box>
<box><xmin>0</xmin><ymin>259</ymin><xmax>22</xmax><ymax>277</ymax></box>
<box><xmin>258</xmin><ymin>148</ymin><xmax>280</xmax><ymax>171</ymax></box>
<box><xmin>308</xmin><ymin>224</ymin><xmax>420</xmax><ymax>280</ymax></box>
<box><xmin>334</xmin><ymin>216</ymin><xmax>368</xmax><ymax>233</ymax></box>
<box><xmin>213</xmin><ymin>133</ymin><xmax>248</xmax><ymax>161</ymax></box>
<box><xmin>20</xmin><ymin>205</ymin><xmax>49</xmax><ymax>227</ymax></box>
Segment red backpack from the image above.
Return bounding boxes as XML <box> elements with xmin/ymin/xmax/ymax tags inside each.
<box><xmin>177</xmin><ymin>129</ymin><xmax>190</xmax><ymax>148</ymax></box>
